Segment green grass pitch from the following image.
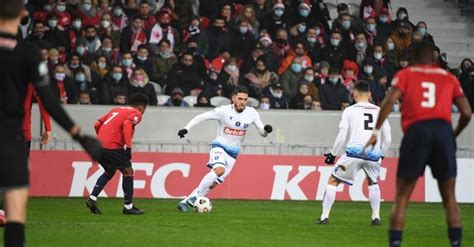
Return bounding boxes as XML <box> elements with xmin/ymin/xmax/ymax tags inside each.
<box><xmin>2</xmin><ymin>198</ymin><xmax>473</xmax><ymax>246</ymax></box>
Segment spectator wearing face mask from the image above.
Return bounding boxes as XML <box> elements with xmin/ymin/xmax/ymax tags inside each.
<box><xmin>150</xmin><ymin>39</ymin><xmax>177</xmax><ymax>86</ymax></box>
<box><xmin>231</xmin><ymin>19</ymin><xmax>257</xmax><ymax>59</ymax></box>
<box><xmin>65</xmin><ymin>52</ymin><xmax>93</xmax><ymax>82</ymax></box>
<box><xmin>183</xmin><ymin>17</ymin><xmax>208</xmax><ymax>55</ymax></box>
<box><xmin>359</xmin><ymin>57</ymin><xmax>377</xmax><ymax>85</ymax></box>
<box><xmin>415</xmin><ymin>21</ymin><xmax>435</xmax><ymax>45</ymax></box>
<box><xmin>304</xmin><ymin>26</ymin><xmax>323</xmax><ymax>64</ymax></box>
<box><xmin>111</xmin><ymin>2</ymin><xmax>129</xmax><ymax>32</ymax></box>
<box><xmin>321</xmin><ymin>30</ymin><xmax>347</xmax><ymax>69</ymax></box>
<box><xmin>68</xmin><ymin>15</ymin><xmax>84</xmax><ymax>51</ymax></box>
<box><xmin>288</xmin><ymin>20</ymin><xmax>308</xmax><ymax>46</ymax></box>
<box><xmin>165</xmin><ymin>88</ymin><xmax>190</xmax><ymax>107</ymax></box>
<box><xmin>205</xmin><ymin>15</ymin><xmax>232</xmax><ymax>60</ymax></box>
<box><xmin>50</xmin><ymin>64</ymin><xmax>78</xmax><ymax>104</ymax></box>
<box><xmin>278</xmin><ymin>42</ymin><xmax>312</xmax><ymax>75</ymax></box>
<box><xmin>333</xmin><ymin>12</ymin><xmax>359</xmax><ymax>47</ymax></box>
<box><xmin>370</xmin><ymin>42</ymin><xmax>395</xmax><ymax>83</ymax></box>
<box><xmin>121</xmin><ymin>51</ymin><xmax>136</xmax><ymax>79</ymax></box>
<box><xmin>346</xmin><ymin>32</ymin><xmax>373</xmax><ymax>67</ymax></box>
<box><xmin>280</xmin><ymin>56</ymin><xmax>305</xmax><ymax>99</ymax></box>
<box><xmin>319</xmin><ymin>67</ymin><xmax>349</xmax><ymax>110</ymax></box>
<box><xmin>76</xmin><ymin>0</ymin><xmax>101</xmax><ymax>27</ymax></box>
<box><xmin>74</xmin><ymin>37</ymin><xmax>95</xmax><ymax>65</ymax></box>
<box><xmin>133</xmin><ymin>44</ymin><xmax>153</xmax><ymax>80</ymax></box>
<box><xmin>258</xmin><ymin>96</ymin><xmax>271</xmax><ymax>110</ymax></box>
<box><xmin>363</xmin><ymin>16</ymin><xmax>379</xmax><ymax>46</ymax></box>
<box><xmin>291</xmin><ymin>1</ymin><xmax>318</xmax><ymax>28</ymax></box>
<box><xmin>90</xmin><ymin>54</ymin><xmax>110</xmax><ymax>80</ymax></box>
<box><xmin>261</xmin><ymin>1</ymin><xmax>289</xmax><ymax>37</ymax></box>
<box><xmin>370</xmin><ymin>70</ymin><xmax>388</xmax><ymax>106</ymax></box>
<box><xmin>271</xmin><ymin>29</ymin><xmax>290</xmax><ymax>67</ymax></box>
<box><xmin>83</xmin><ymin>25</ymin><xmax>102</xmax><ymax>59</ymax></box>
<box><xmin>44</xmin><ymin>14</ymin><xmax>69</xmax><ymax>52</ymax></box>
<box><xmin>315</xmin><ymin>61</ymin><xmax>330</xmax><ymax>85</ymax></box>
<box><xmin>128</xmin><ymin>68</ymin><xmax>158</xmax><ymax>106</ymax></box>
<box><xmin>166</xmin><ymin>53</ymin><xmax>203</xmax><ymax>96</ymax></box>
<box><xmin>392</xmin><ymin>7</ymin><xmax>415</xmax><ymax>31</ymax></box>
<box><xmin>385</xmin><ymin>37</ymin><xmax>397</xmax><ymax>65</ymax></box>
<box><xmin>100</xmin><ymin>65</ymin><xmax>128</xmax><ymax>104</ymax></box>
<box><xmin>375</xmin><ymin>8</ymin><xmax>393</xmax><ymax>40</ymax></box>
<box><xmin>331</xmin><ymin>4</ymin><xmax>365</xmax><ymax>37</ymax></box>
<box><xmin>74</xmin><ymin>67</ymin><xmax>100</xmax><ymax>104</ymax></box>
<box><xmin>194</xmin><ymin>92</ymin><xmax>212</xmax><ymax>107</ymax></box>
<box><xmin>390</xmin><ymin>21</ymin><xmax>413</xmax><ymax>56</ymax></box>
<box><xmin>53</xmin><ymin>0</ymin><xmax>71</xmax><ymax>30</ymax></box>
<box><xmin>244</xmin><ymin>57</ymin><xmax>279</xmax><ymax>98</ymax></box>
<box><xmin>98</xmin><ymin>13</ymin><xmax>121</xmax><ymax>46</ymax></box>
<box><xmin>149</xmin><ymin>10</ymin><xmax>181</xmax><ymax>54</ymax></box>
<box><xmin>218</xmin><ymin>57</ymin><xmax>242</xmax><ymax>97</ymax></box>
<box><xmin>300</xmin><ymin>67</ymin><xmax>319</xmax><ymax>101</ymax></box>
<box><xmin>234</xmin><ymin>5</ymin><xmax>260</xmax><ymax>39</ymax></box>
<box><xmin>262</xmin><ymin>82</ymin><xmax>289</xmax><ymax>109</ymax></box>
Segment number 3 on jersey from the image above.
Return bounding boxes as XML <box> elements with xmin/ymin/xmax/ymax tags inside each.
<box><xmin>421</xmin><ymin>82</ymin><xmax>436</xmax><ymax>108</ymax></box>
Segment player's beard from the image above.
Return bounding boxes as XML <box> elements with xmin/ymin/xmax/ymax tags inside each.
<box><xmin>234</xmin><ymin>103</ymin><xmax>245</xmax><ymax>113</ymax></box>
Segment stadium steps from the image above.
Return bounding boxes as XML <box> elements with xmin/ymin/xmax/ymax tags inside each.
<box><xmin>392</xmin><ymin>0</ymin><xmax>474</xmax><ymax>67</ymax></box>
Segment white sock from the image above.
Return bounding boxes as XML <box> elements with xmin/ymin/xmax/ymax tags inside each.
<box><xmin>320</xmin><ymin>185</ymin><xmax>337</xmax><ymax>219</ymax></box>
<box><xmin>368</xmin><ymin>184</ymin><xmax>381</xmax><ymax>220</ymax></box>
<box><xmin>196</xmin><ymin>171</ymin><xmax>218</xmax><ymax>195</ymax></box>
<box><xmin>198</xmin><ymin>186</ymin><xmax>212</xmax><ymax>197</ymax></box>
<box><xmin>89</xmin><ymin>195</ymin><xmax>97</xmax><ymax>201</ymax></box>
<box><xmin>124</xmin><ymin>203</ymin><xmax>133</xmax><ymax>210</ymax></box>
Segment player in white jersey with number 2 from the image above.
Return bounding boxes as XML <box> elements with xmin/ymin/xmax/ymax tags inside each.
<box><xmin>176</xmin><ymin>86</ymin><xmax>273</xmax><ymax>211</ymax></box>
<box><xmin>318</xmin><ymin>81</ymin><xmax>392</xmax><ymax>225</ymax></box>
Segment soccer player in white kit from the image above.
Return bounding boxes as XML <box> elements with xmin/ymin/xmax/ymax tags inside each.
<box><xmin>176</xmin><ymin>86</ymin><xmax>273</xmax><ymax>211</ymax></box>
<box><xmin>318</xmin><ymin>81</ymin><xmax>392</xmax><ymax>225</ymax></box>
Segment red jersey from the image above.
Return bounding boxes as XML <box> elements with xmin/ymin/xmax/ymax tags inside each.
<box><xmin>392</xmin><ymin>65</ymin><xmax>465</xmax><ymax>132</ymax></box>
<box><xmin>95</xmin><ymin>107</ymin><xmax>142</xmax><ymax>149</ymax></box>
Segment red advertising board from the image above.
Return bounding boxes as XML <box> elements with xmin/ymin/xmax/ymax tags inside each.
<box><xmin>29</xmin><ymin>151</ymin><xmax>425</xmax><ymax>202</ymax></box>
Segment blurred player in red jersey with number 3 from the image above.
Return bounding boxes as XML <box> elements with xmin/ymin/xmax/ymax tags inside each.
<box><xmin>86</xmin><ymin>93</ymin><xmax>149</xmax><ymax>215</ymax></box>
<box><xmin>364</xmin><ymin>41</ymin><xmax>472</xmax><ymax>247</ymax></box>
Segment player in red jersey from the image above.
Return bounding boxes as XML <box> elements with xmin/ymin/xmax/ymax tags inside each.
<box><xmin>365</xmin><ymin>41</ymin><xmax>472</xmax><ymax>247</ymax></box>
<box><xmin>23</xmin><ymin>84</ymin><xmax>52</xmax><ymax>154</ymax></box>
<box><xmin>86</xmin><ymin>93</ymin><xmax>149</xmax><ymax>215</ymax></box>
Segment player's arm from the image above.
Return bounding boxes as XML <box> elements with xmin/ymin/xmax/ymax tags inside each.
<box><xmin>94</xmin><ymin>114</ymin><xmax>108</xmax><ymax>134</ymax></box>
<box><xmin>252</xmin><ymin>111</ymin><xmax>272</xmax><ymax>137</ymax></box>
<box><xmin>30</xmin><ymin>47</ymin><xmax>101</xmax><ymax>160</ymax></box>
<box><xmin>36</xmin><ymin>94</ymin><xmax>52</xmax><ymax>145</ymax></box>
<box><xmin>177</xmin><ymin>109</ymin><xmax>221</xmax><ymax>138</ymax></box>
<box><xmin>325</xmin><ymin>110</ymin><xmax>349</xmax><ymax>164</ymax></box>
<box><xmin>365</xmin><ymin>87</ymin><xmax>401</xmax><ymax>148</ymax></box>
<box><xmin>453</xmin><ymin>96</ymin><xmax>472</xmax><ymax>137</ymax></box>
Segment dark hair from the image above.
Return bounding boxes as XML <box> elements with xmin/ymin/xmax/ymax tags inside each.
<box><xmin>0</xmin><ymin>0</ymin><xmax>24</xmax><ymax>21</ymax></box>
<box><xmin>412</xmin><ymin>40</ymin><xmax>435</xmax><ymax>64</ymax></box>
<box><xmin>354</xmin><ymin>80</ymin><xmax>371</xmax><ymax>92</ymax></box>
<box><xmin>329</xmin><ymin>67</ymin><xmax>340</xmax><ymax>74</ymax></box>
<box><xmin>158</xmin><ymin>39</ymin><xmax>171</xmax><ymax>47</ymax></box>
<box><xmin>232</xmin><ymin>85</ymin><xmax>249</xmax><ymax>96</ymax></box>
<box><xmin>129</xmin><ymin>93</ymin><xmax>149</xmax><ymax>107</ymax></box>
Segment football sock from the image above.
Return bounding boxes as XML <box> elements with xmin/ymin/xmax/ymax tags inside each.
<box><xmin>122</xmin><ymin>176</ymin><xmax>134</xmax><ymax>205</ymax></box>
<box><xmin>196</xmin><ymin>171</ymin><xmax>218</xmax><ymax>197</ymax></box>
<box><xmin>389</xmin><ymin>229</ymin><xmax>402</xmax><ymax>247</ymax></box>
<box><xmin>4</xmin><ymin>222</ymin><xmax>25</xmax><ymax>247</ymax></box>
<box><xmin>320</xmin><ymin>185</ymin><xmax>337</xmax><ymax>219</ymax></box>
<box><xmin>124</xmin><ymin>203</ymin><xmax>133</xmax><ymax>210</ymax></box>
<box><xmin>368</xmin><ymin>184</ymin><xmax>381</xmax><ymax>220</ymax></box>
<box><xmin>91</xmin><ymin>173</ymin><xmax>113</xmax><ymax>198</ymax></box>
<box><xmin>448</xmin><ymin>227</ymin><xmax>462</xmax><ymax>247</ymax></box>
<box><xmin>181</xmin><ymin>189</ymin><xmax>198</xmax><ymax>204</ymax></box>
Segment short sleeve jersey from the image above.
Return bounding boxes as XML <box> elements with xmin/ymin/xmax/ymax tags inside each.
<box><xmin>97</xmin><ymin>107</ymin><xmax>142</xmax><ymax>149</ymax></box>
<box><xmin>392</xmin><ymin>65</ymin><xmax>464</xmax><ymax>132</ymax></box>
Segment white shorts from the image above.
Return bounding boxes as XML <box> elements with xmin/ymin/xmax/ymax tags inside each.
<box><xmin>207</xmin><ymin>147</ymin><xmax>236</xmax><ymax>184</ymax></box>
<box><xmin>331</xmin><ymin>154</ymin><xmax>380</xmax><ymax>185</ymax></box>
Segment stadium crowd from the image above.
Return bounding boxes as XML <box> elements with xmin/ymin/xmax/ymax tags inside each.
<box><xmin>20</xmin><ymin>0</ymin><xmax>474</xmax><ymax>110</ymax></box>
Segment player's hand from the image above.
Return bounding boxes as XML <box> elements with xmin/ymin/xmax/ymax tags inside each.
<box><xmin>125</xmin><ymin>148</ymin><xmax>132</xmax><ymax>160</ymax></box>
<box><xmin>324</xmin><ymin>153</ymin><xmax>336</xmax><ymax>164</ymax></box>
<box><xmin>178</xmin><ymin>128</ymin><xmax>188</xmax><ymax>138</ymax></box>
<box><xmin>363</xmin><ymin>135</ymin><xmax>378</xmax><ymax>154</ymax></box>
<box><xmin>264</xmin><ymin>124</ymin><xmax>273</xmax><ymax>133</ymax></box>
<box><xmin>40</xmin><ymin>131</ymin><xmax>52</xmax><ymax>145</ymax></box>
<box><xmin>72</xmin><ymin>132</ymin><xmax>102</xmax><ymax>161</ymax></box>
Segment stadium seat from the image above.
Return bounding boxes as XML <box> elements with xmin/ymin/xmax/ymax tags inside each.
<box><xmin>157</xmin><ymin>95</ymin><xmax>170</xmax><ymax>105</ymax></box>
<box><xmin>210</xmin><ymin>96</ymin><xmax>231</xmax><ymax>107</ymax></box>
<box><xmin>246</xmin><ymin>97</ymin><xmax>259</xmax><ymax>108</ymax></box>
<box><xmin>150</xmin><ymin>82</ymin><xmax>162</xmax><ymax>95</ymax></box>
<box><xmin>183</xmin><ymin>95</ymin><xmax>197</xmax><ymax>107</ymax></box>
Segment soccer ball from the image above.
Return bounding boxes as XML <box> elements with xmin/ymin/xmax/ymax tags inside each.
<box><xmin>193</xmin><ymin>197</ymin><xmax>212</xmax><ymax>213</ymax></box>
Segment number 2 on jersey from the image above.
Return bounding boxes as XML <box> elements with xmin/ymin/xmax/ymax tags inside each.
<box><xmin>103</xmin><ymin>112</ymin><xmax>119</xmax><ymax>125</ymax></box>
<box><xmin>421</xmin><ymin>82</ymin><xmax>436</xmax><ymax>108</ymax></box>
<box><xmin>364</xmin><ymin>113</ymin><xmax>374</xmax><ymax>130</ymax></box>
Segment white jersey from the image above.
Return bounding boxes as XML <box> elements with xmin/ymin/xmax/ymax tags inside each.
<box><xmin>331</xmin><ymin>102</ymin><xmax>392</xmax><ymax>161</ymax></box>
<box><xmin>184</xmin><ymin>105</ymin><xmax>267</xmax><ymax>158</ymax></box>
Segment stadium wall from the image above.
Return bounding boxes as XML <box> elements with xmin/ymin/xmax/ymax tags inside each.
<box><xmin>29</xmin><ymin>151</ymin><xmax>474</xmax><ymax>203</ymax></box>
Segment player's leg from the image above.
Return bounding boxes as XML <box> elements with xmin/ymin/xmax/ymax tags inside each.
<box><xmin>318</xmin><ymin>156</ymin><xmax>357</xmax><ymax>224</ymax></box>
<box><xmin>3</xmin><ymin>188</ymin><xmax>28</xmax><ymax>247</ymax></box>
<box><xmin>364</xmin><ymin>161</ymin><xmax>381</xmax><ymax>225</ymax></box>
<box><xmin>389</xmin><ymin>177</ymin><xmax>417</xmax><ymax>247</ymax></box>
<box><xmin>120</xmin><ymin>167</ymin><xmax>143</xmax><ymax>215</ymax></box>
<box><xmin>86</xmin><ymin>150</ymin><xmax>117</xmax><ymax>214</ymax></box>
<box><xmin>438</xmin><ymin>178</ymin><xmax>462</xmax><ymax>247</ymax></box>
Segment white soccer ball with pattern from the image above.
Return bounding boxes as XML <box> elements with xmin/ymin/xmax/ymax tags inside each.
<box><xmin>193</xmin><ymin>197</ymin><xmax>212</xmax><ymax>213</ymax></box>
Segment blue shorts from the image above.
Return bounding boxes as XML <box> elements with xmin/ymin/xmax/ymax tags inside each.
<box><xmin>398</xmin><ymin>119</ymin><xmax>457</xmax><ymax>181</ymax></box>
